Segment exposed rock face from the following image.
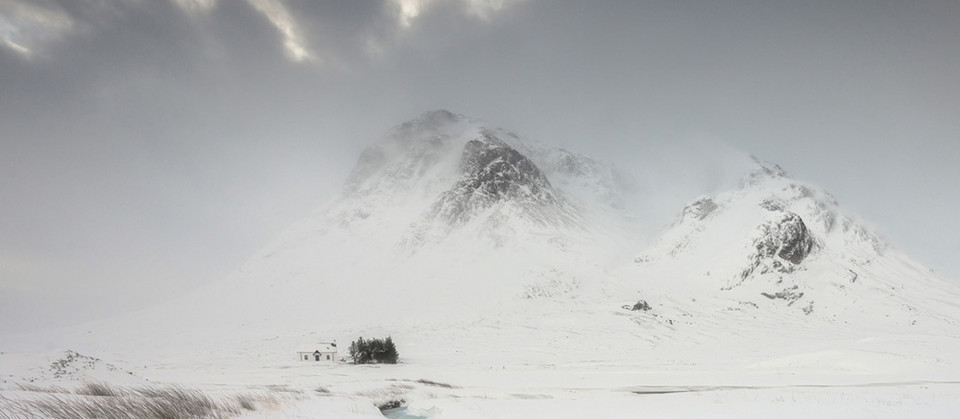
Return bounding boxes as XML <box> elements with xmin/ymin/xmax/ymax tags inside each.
<box><xmin>679</xmin><ymin>196</ymin><xmax>718</xmax><ymax>223</ymax></box>
<box><xmin>738</xmin><ymin>210</ymin><xmax>817</xmax><ymax>283</ymax></box>
<box><xmin>740</xmin><ymin>157</ymin><xmax>788</xmax><ymax>187</ymax></box>
<box><xmin>761</xmin><ymin>285</ymin><xmax>805</xmax><ymax>305</ymax></box>
<box><xmin>756</xmin><ymin>212</ymin><xmax>815</xmax><ymax>265</ymax></box>
<box><xmin>459</xmin><ymin>133</ymin><xmax>552</xmax><ymax>204</ymax></box>
<box><xmin>431</xmin><ymin>131</ymin><xmax>560</xmax><ymax>224</ymax></box>
<box><xmin>630</xmin><ymin>300</ymin><xmax>652</xmax><ymax>311</ymax></box>
<box><xmin>339</xmin><ymin>110</ymin><xmax>606</xmax><ymax>248</ymax></box>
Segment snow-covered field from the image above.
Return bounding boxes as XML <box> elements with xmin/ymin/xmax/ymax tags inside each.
<box><xmin>3</xmin><ymin>111</ymin><xmax>960</xmax><ymax>417</ymax></box>
<box><xmin>4</xmin><ymin>315</ymin><xmax>960</xmax><ymax>418</ymax></box>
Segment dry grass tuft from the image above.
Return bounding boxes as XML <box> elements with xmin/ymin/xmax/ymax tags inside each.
<box><xmin>0</xmin><ymin>382</ymin><xmax>291</xmax><ymax>419</ymax></box>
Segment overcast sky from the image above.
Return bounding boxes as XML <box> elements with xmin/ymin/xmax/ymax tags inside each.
<box><xmin>2</xmin><ymin>0</ymin><xmax>958</xmax><ymax>333</ymax></box>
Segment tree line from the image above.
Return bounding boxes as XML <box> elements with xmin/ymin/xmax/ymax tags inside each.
<box><xmin>348</xmin><ymin>336</ymin><xmax>399</xmax><ymax>364</ymax></box>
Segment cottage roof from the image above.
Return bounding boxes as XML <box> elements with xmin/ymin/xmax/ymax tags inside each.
<box><xmin>295</xmin><ymin>343</ymin><xmax>337</xmax><ymax>353</ymax></box>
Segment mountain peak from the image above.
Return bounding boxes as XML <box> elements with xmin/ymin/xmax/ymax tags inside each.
<box><xmin>330</xmin><ymin>111</ymin><xmax>609</xmax><ymax>250</ymax></box>
<box><xmin>740</xmin><ymin>155</ymin><xmax>790</xmax><ymax>187</ymax></box>
<box><xmin>428</xmin><ymin>131</ymin><xmax>562</xmax><ymax>225</ymax></box>
<box><xmin>341</xmin><ymin>111</ymin><xmax>474</xmax><ymax>198</ymax></box>
<box><xmin>388</xmin><ymin>109</ymin><xmax>469</xmax><ymax>139</ymax></box>
<box><xmin>640</xmin><ymin>158</ymin><xmax>899</xmax><ymax>312</ymax></box>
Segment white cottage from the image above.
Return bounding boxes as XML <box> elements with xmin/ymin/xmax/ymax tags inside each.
<box><xmin>296</xmin><ymin>342</ymin><xmax>337</xmax><ymax>362</ymax></box>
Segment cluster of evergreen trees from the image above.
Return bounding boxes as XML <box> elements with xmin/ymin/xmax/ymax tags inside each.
<box><xmin>348</xmin><ymin>336</ymin><xmax>399</xmax><ymax>364</ymax></box>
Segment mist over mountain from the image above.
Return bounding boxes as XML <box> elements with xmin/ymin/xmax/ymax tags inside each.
<box><xmin>3</xmin><ymin>110</ymin><xmax>960</xmax><ymax>417</ymax></box>
<box><xmin>10</xmin><ymin>110</ymin><xmax>954</xmax><ymax>352</ymax></box>
<box><xmin>3</xmin><ymin>1</ymin><xmax>959</xmax><ymax>414</ymax></box>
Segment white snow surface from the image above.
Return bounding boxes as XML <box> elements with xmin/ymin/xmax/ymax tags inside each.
<box><xmin>3</xmin><ymin>110</ymin><xmax>960</xmax><ymax>417</ymax></box>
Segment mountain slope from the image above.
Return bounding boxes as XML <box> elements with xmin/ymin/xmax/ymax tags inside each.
<box><xmin>633</xmin><ymin>158</ymin><xmax>960</xmax><ymax>331</ymax></box>
<box><xmin>125</xmin><ymin>110</ymin><xmax>646</xmax><ymax>343</ymax></box>
<box><xmin>5</xmin><ymin>111</ymin><xmax>959</xmax><ymax>385</ymax></box>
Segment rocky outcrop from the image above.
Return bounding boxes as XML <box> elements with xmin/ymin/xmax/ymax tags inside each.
<box><xmin>430</xmin><ymin>131</ymin><xmax>561</xmax><ymax>224</ymax></box>
<box><xmin>679</xmin><ymin>196</ymin><xmax>719</xmax><ymax>223</ymax></box>
<box><xmin>756</xmin><ymin>212</ymin><xmax>815</xmax><ymax>265</ymax></box>
<box><xmin>761</xmin><ymin>285</ymin><xmax>805</xmax><ymax>305</ymax></box>
<box><xmin>738</xmin><ymin>210</ymin><xmax>817</xmax><ymax>282</ymax></box>
<box><xmin>740</xmin><ymin>157</ymin><xmax>788</xmax><ymax>187</ymax></box>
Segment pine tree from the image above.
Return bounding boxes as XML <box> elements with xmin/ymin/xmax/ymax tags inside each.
<box><xmin>348</xmin><ymin>340</ymin><xmax>359</xmax><ymax>364</ymax></box>
<box><xmin>383</xmin><ymin>336</ymin><xmax>399</xmax><ymax>364</ymax></box>
<box><xmin>348</xmin><ymin>336</ymin><xmax>399</xmax><ymax>364</ymax></box>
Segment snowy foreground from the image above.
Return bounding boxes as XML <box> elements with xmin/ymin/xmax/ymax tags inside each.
<box><xmin>3</xmin><ymin>111</ymin><xmax>960</xmax><ymax>417</ymax></box>
<box><xmin>2</xmin><ymin>332</ymin><xmax>960</xmax><ymax>418</ymax></box>
<box><xmin>3</xmin><ymin>302</ymin><xmax>960</xmax><ymax>418</ymax></box>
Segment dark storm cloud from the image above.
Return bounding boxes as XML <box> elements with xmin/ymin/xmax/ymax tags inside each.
<box><xmin>2</xmin><ymin>0</ymin><xmax>959</xmax><ymax>332</ymax></box>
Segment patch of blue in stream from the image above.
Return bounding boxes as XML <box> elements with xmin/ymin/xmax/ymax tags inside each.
<box><xmin>382</xmin><ymin>406</ymin><xmax>426</xmax><ymax>419</ymax></box>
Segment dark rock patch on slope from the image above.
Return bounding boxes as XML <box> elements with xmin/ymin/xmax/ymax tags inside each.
<box><xmin>431</xmin><ymin>131</ymin><xmax>561</xmax><ymax>224</ymax></box>
<box><xmin>736</xmin><ymin>210</ymin><xmax>818</xmax><ymax>285</ymax></box>
<box><xmin>756</xmin><ymin>212</ymin><xmax>815</xmax><ymax>265</ymax></box>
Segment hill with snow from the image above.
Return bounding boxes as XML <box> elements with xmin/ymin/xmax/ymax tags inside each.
<box><xmin>3</xmin><ymin>110</ymin><xmax>960</xmax><ymax>417</ymax></box>
<box><xmin>634</xmin><ymin>158</ymin><xmax>960</xmax><ymax>331</ymax></box>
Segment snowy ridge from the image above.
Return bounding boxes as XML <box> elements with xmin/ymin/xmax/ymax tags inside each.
<box><xmin>634</xmin><ymin>159</ymin><xmax>958</xmax><ymax>329</ymax></box>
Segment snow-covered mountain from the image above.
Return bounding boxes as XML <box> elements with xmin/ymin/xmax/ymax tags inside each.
<box><xmin>5</xmin><ymin>110</ymin><xmax>960</xmax><ymax>417</ymax></box>
<box><xmin>633</xmin><ymin>158</ymin><xmax>959</xmax><ymax>330</ymax></box>
<box><xmin>98</xmin><ymin>110</ymin><xmax>647</xmax><ymax>343</ymax></box>
<box><xmin>343</xmin><ymin>110</ymin><xmax>581</xmax><ymax>248</ymax></box>
<box><xmin>332</xmin><ymin>109</ymin><xmax>631</xmax><ymax>247</ymax></box>
<box><xmin>15</xmin><ymin>110</ymin><xmax>956</xmax><ymax>348</ymax></box>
